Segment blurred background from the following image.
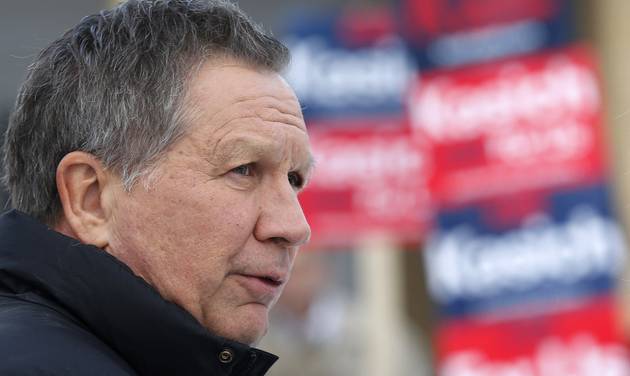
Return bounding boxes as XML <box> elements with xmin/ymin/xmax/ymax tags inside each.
<box><xmin>3</xmin><ymin>1</ymin><xmax>630</xmax><ymax>375</ymax></box>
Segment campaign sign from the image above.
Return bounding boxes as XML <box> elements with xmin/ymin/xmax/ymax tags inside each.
<box><xmin>435</xmin><ymin>296</ymin><xmax>630</xmax><ymax>376</ymax></box>
<box><xmin>281</xmin><ymin>9</ymin><xmax>415</xmax><ymax>121</ymax></box>
<box><xmin>299</xmin><ymin>120</ymin><xmax>432</xmax><ymax>246</ymax></box>
<box><xmin>408</xmin><ymin>45</ymin><xmax>606</xmax><ymax>207</ymax></box>
<box><xmin>398</xmin><ymin>0</ymin><xmax>574</xmax><ymax>68</ymax></box>
<box><xmin>424</xmin><ymin>184</ymin><xmax>626</xmax><ymax>317</ymax></box>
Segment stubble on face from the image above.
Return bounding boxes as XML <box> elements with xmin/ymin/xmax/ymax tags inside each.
<box><xmin>105</xmin><ymin>58</ymin><xmax>313</xmax><ymax>345</ymax></box>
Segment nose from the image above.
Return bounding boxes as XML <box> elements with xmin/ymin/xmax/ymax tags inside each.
<box><xmin>254</xmin><ymin>180</ymin><xmax>311</xmax><ymax>247</ymax></box>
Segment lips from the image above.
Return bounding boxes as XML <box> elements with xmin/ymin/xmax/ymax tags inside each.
<box><xmin>233</xmin><ymin>272</ymin><xmax>286</xmax><ymax>306</ymax></box>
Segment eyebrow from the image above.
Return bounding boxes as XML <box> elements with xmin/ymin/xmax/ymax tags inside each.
<box><xmin>300</xmin><ymin>153</ymin><xmax>317</xmax><ymax>178</ymax></box>
<box><xmin>212</xmin><ymin>134</ymin><xmax>268</xmax><ymax>164</ymax></box>
<box><xmin>211</xmin><ymin>134</ymin><xmax>315</xmax><ymax>173</ymax></box>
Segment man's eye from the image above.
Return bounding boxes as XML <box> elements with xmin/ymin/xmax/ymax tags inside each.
<box><xmin>288</xmin><ymin>171</ymin><xmax>304</xmax><ymax>189</ymax></box>
<box><xmin>231</xmin><ymin>164</ymin><xmax>253</xmax><ymax>176</ymax></box>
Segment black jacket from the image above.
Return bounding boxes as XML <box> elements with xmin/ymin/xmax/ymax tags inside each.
<box><xmin>0</xmin><ymin>210</ymin><xmax>278</xmax><ymax>375</ymax></box>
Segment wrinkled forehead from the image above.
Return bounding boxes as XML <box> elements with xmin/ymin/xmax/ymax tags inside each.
<box><xmin>173</xmin><ymin>58</ymin><xmax>312</xmax><ymax>169</ymax></box>
<box><xmin>181</xmin><ymin>58</ymin><xmax>306</xmax><ymax>132</ymax></box>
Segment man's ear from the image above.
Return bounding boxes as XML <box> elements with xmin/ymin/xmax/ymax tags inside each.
<box><xmin>55</xmin><ymin>151</ymin><xmax>117</xmax><ymax>248</ymax></box>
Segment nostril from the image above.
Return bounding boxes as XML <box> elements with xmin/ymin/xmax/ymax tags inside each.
<box><xmin>270</xmin><ymin>236</ymin><xmax>288</xmax><ymax>245</ymax></box>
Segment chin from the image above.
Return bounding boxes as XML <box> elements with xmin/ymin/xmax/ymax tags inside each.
<box><xmin>226</xmin><ymin>324</ymin><xmax>268</xmax><ymax>346</ymax></box>
<box><xmin>203</xmin><ymin>305</ymin><xmax>269</xmax><ymax>346</ymax></box>
<box><xmin>237</xmin><ymin>316</ymin><xmax>269</xmax><ymax>346</ymax></box>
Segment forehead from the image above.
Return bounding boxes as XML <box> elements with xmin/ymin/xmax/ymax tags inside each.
<box><xmin>184</xmin><ymin>59</ymin><xmax>306</xmax><ymax>132</ymax></box>
<box><xmin>180</xmin><ymin>59</ymin><xmax>312</xmax><ymax>164</ymax></box>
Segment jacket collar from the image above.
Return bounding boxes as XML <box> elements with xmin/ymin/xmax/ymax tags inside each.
<box><xmin>0</xmin><ymin>210</ymin><xmax>277</xmax><ymax>375</ymax></box>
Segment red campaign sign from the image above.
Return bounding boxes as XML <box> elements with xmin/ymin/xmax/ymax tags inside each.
<box><xmin>401</xmin><ymin>0</ymin><xmax>559</xmax><ymax>37</ymax></box>
<box><xmin>299</xmin><ymin>119</ymin><xmax>432</xmax><ymax>246</ymax></box>
<box><xmin>408</xmin><ymin>44</ymin><xmax>606</xmax><ymax>207</ymax></box>
<box><xmin>435</xmin><ymin>296</ymin><xmax>630</xmax><ymax>376</ymax></box>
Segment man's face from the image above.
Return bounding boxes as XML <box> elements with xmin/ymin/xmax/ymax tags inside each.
<box><xmin>105</xmin><ymin>59</ymin><xmax>313</xmax><ymax>345</ymax></box>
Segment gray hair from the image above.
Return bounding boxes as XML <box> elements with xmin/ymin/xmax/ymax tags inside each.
<box><xmin>3</xmin><ymin>0</ymin><xmax>290</xmax><ymax>224</ymax></box>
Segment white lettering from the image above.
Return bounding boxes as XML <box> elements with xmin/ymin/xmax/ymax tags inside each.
<box><xmin>284</xmin><ymin>36</ymin><xmax>414</xmax><ymax>110</ymax></box>
<box><xmin>439</xmin><ymin>334</ymin><xmax>630</xmax><ymax>376</ymax></box>
<box><xmin>425</xmin><ymin>206</ymin><xmax>626</xmax><ymax>304</ymax></box>
<box><xmin>409</xmin><ymin>56</ymin><xmax>600</xmax><ymax>142</ymax></box>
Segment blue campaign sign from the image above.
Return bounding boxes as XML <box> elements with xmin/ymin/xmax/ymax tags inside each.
<box><xmin>397</xmin><ymin>0</ymin><xmax>575</xmax><ymax>69</ymax></box>
<box><xmin>279</xmin><ymin>9</ymin><xmax>415</xmax><ymax>121</ymax></box>
<box><xmin>424</xmin><ymin>183</ymin><xmax>626</xmax><ymax>318</ymax></box>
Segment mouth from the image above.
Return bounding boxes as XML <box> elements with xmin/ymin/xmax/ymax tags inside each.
<box><xmin>256</xmin><ymin>275</ymin><xmax>283</xmax><ymax>287</ymax></box>
<box><xmin>233</xmin><ymin>273</ymin><xmax>286</xmax><ymax>305</ymax></box>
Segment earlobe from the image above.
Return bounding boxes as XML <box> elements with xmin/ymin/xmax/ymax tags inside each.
<box><xmin>55</xmin><ymin>152</ymin><xmax>115</xmax><ymax>248</ymax></box>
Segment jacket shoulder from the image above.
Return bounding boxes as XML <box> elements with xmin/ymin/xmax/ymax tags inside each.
<box><xmin>0</xmin><ymin>294</ymin><xmax>136</xmax><ymax>375</ymax></box>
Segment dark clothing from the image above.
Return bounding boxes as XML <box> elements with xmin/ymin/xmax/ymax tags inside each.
<box><xmin>0</xmin><ymin>210</ymin><xmax>278</xmax><ymax>375</ymax></box>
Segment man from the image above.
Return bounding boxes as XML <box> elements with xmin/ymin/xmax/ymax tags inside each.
<box><xmin>0</xmin><ymin>0</ymin><xmax>312</xmax><ymax>375</ymax></box>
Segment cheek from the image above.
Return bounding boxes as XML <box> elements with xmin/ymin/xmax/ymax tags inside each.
<box><xmin>109</xmin><ymin>178</ymin><xmax>260</xmax><ymax>280</ymax></box>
